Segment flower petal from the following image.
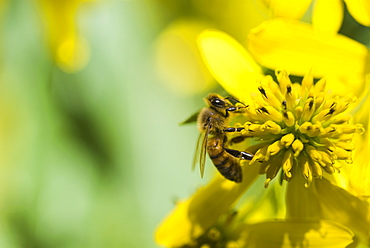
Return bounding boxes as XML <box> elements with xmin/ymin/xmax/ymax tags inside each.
<box><xmin>312</xmin><ymin>0</ymin><xmax>343</xmax><ymax>34</ymax></box>
<box><xmin>262</xmin><ymin>0</ymin><xmax>313</xmax><ymax>20</ymax></box>
<box><xmin>343</xmin><ymin>87</ymin><xmax>370</xmax><ymax>197</ymax></box>
<box><xmin>237</xmin><ymin>220</ymin><xmax>354</xmax><ymax>248</ymax></box>
<box><xmin>198</xmin><ymin>30</ymin><xmax>264</xmax><ymax>101</ymax></box>
<box><xmin>316</xmin><ymin>178</ymin><xmax>370</xmax><ymax>243</ymax></box>
<box><xmin>345</xmin><ymin>0</ymin><xmax>370</xmax><ymax>26</ymax></box>
<box><xmin>155</xmin><ymin>163</ymin><xmax>260</xmax><ymax>247</ymax></box>
<box><xmin>248</xmin><ymin>19</ymin><xmax>370</xmax><ymax>96</ymax></box>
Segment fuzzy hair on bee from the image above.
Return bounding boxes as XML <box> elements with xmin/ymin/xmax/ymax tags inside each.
<box><xmin>193</xmin><ymin>93</ymin><xmax>253</xmax><ymax>183</ymax></box>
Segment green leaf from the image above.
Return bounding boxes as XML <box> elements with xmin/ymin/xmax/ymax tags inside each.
<box><xmin>180</xmin><ymin>111</ymin><xmax>200</xmax><ymax>125</ymax></box>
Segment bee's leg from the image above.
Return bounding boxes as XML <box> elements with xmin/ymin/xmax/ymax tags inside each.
<box><xmin>225</xmin><ymin>148</ymin><xmax>253</xmax><ymax>160</ymax></box>
<box><xmin>225</xmin><ymin>105</ymin><xmax>246</xmax><ymax>115</ymax></box>
<box><xmin>228</xmin><ymin>136</ymin><xmax>246</xmax><ymax>146</ymax></box>
<box><xmin>223</xmin><ymin>127</ymin><xmax>248</xmax><ymax>148</ymax></box>
<box><xmin>224</xmin><ymin>127</ymin><xmax>244</xmax><ymax>132</ymax></box>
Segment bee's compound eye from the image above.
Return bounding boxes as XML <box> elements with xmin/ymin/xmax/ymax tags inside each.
<box><xmin>211</xmin><ymin>98</ymin><xmax>225</xmax><ymax>107</ymax></box>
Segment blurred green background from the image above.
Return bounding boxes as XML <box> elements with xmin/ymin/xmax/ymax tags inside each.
<box><xmin>1</xmin><ymin>0</ymin><xmax>204</xmax><ymax>247</ymax></box>
<box><xmin>3</xmin><ymin>0</ymin><xmax>368</xmax><ymax>247</ymax></box>
<box><xmin>0</xmin><ymin>0</ymin><xmax>260</xmax><ymax>247</ymax></box>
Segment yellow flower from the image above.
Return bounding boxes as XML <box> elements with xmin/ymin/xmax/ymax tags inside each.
<box><xmin>199</xmin><ymin>29</ymin><xmax>365</xmax><ymax>187</ymax></box>
<box><xmin>155</xmin><ymin>29</ymin><xmax>370</xmax><ymax>247</ymax></box>
<box><xmin>155</xmin><ymin>164</ymin><xmax>260</xmax><ymax>247</ymax></box>
<box><xmin>246</xmin><ymin>70</ymin><xmax>364</xmax><ymax>188</ymax></box>
<box><xmin>261</xmin><ymin>0</ymin><xmax>370</xmax><ymax>33</ymax></box>
<box><xmin>34</xmin><ymin>0</ymin><xmax>92</xmax><ymax>73</ymax></box>
<box><xmin>200</xmin><ymin>29</ymin><xmax>370</xmax><ymax>245</ymax></box>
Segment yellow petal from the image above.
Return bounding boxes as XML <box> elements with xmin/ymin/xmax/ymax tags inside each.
<box><xmin>238</xmin><ymin>220</ymin><xmax>354</xmax><ymax>248</ymax></box>
<box><xmin>198</xmin><ymin>30</ymin><xmax>264</xmax><ymax>101</ymax></box>
<box><xmin>155</xmin><ymin>164</ymin><xmax>260</xmax><ymax>247</ymax></box>
<box><xmin>346</xmin><ymin>91</ymin><xmax>370</xmax><ymax>196</ymax></box>
<box><xmin>316</xmin><ymin>178</ymin><xmax>370</xmax><ymax>242</ymax></box>
<box><xmin>312</xmin><ymin>0</ymin><xmax>344</xmax><ymax>34</ymax></box>
<box><xmin>193</xmin><ymin>0</ymin><xmax>266</xmax><ymax>41</ymax></box>
<box><xmin>262</xmin><ymin>0</ymin><xmax>313</xmax><ymax>19</ymax></box>
<box><xmin>345</xmin><ymin>0</ymin><xmax>370</xmax><ymax>26</ymax></box>
<box><xmin>248</xmin><ymin>19</ymin><xmax>370</xmax><ymax>96</ymax></box>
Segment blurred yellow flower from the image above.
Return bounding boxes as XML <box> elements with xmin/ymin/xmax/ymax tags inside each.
<box><xmin>153</xmin><ymin>0</ymin><xmax>268</xmax><ymax>96</ymax></box>
<box><xmin>34</xmin><ymin>0</ymin><xmax>91</xmax><ymax>73</ymax></box>
<box><xmin>154</xmin><ymin>19</ymin><xmax>215</xmax><ymax>96</ymax></box>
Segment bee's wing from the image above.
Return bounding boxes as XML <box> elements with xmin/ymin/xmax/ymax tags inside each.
<box><xmin>192</xmin><ymin>123</ymin><xmax>210</xmax><ymax>178</ymax></box>
<box><xmin>192</xmin><ymin>132</ymin><xmax>203</xmax><ymax>171</ymax></box>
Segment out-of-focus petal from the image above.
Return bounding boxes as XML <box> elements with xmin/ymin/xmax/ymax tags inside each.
<box><xmin>198</xmin><ymin>30</ymin><xmax>264</xmax><ymax>101</ymax></box>
<box><xmin>312</xmin><ymin>0</ymin><xmax>343</xmax><ymax>34</ymax></box>
<box><xmin>155</xmin><ymin>163</ymin><xmax>260</xmax><ymax>247</ymax></box>
<box><xmin>35</xmin><ymin>0</ymin><xmax>92</xmax><ymax>73</ymax></box>
<box><xmin>237</xmin><ymin>220</ymin><xmax>354</xmax><ymax>248</ymax></box>
<box><xmin>316</xmin><ymin>178</ymin><xmax>370</xmax><ymax>243</ymax></box>
<box><xmin>261</xmin><ymin>0</ymin><xmax>312</xmax><ymax>19</ymax></box>
<box><xmin>345</xmin><ymin>0</ymin><xmax>370</xmax><ymax>26</ymax></box>
<box><xmin>154</xmin><ymin>19</ymin><xmax>215</xmax><ymax>96</ymax></box>
<box><xmin>348</xmin><ymin>133</ymin><xmax>370</xmax><ymax>197</ymax></box>
<box><xmin>193</xmin><ymin>0</ymin><xmax>266</xmax><ymax>42</ymax></box>
<box><xmin>55</xmin><ymin>34</ymin><xmax>90</xmax><ymax>73</ymax></box>
<box><xmin>248</xmin><ymin>19</ymin><xmax>370</xmax><ymax>96</ymax></box>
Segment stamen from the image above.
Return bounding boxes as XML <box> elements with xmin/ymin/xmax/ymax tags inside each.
<box><xmin>258</xmin><ymin>86</ymin><xmax>268</xmax><ymax>99</ymax></box>
<box><xmin>292</xmin><ymin>139</ymin><xmax>304</xmax><ymax>157</ymax></box>
<box><xmin>280</xmin><ymin>133</ymin><xmax>295</xmax><ymax>148</ymax></box>
<box><xmin>282</xmin><ymin>150</ymin><xmax>293</xmax><ymax>178</ymax></box>
<box><xmin>237</xmin><ymin>70</ymin><xmax>364</xmax><ymax>187</ymax></box>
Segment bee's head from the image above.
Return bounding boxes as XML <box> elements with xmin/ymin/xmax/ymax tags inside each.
<box><xmin>204</xmin><ymin>93</ymin><xmax>231</xmax><ymax>116</ymax></box>
<box><xmin>205</xmin><ymin>93</ymin><xmax>225</xmax><ymax>107</ymax></box>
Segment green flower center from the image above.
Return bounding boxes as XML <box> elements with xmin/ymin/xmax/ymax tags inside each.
<box><xmin>236</xmin><ymin>70</ymin><xmax>364</xmax><ymax>187</ymax></box>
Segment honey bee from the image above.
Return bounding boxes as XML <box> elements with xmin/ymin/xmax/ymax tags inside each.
<box><xmin>194</xmin><ymin>93</ymin><xmax>253</xmax><ymax>183</ymax></box>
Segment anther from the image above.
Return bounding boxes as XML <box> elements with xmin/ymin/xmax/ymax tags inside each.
<box><xmin>258</xmin><ymin>107</ymin><xmax>269</xmax><ymax>114</ymax></box>
<box><xmin>282</xmin><ymin>100</ymin><xmax>287</xmax><ymax>109</ymax></box>
<box><xmin>324</xmin><ymin>107</ymin><xmax>336</xmax><ymax>117</ymax></box>
<box><xmin>287</xmin><ymin>85</ymin><xmax>292</xmax><ymax>94</ymax></box>
<box><xmin>258</xmin><ymin>86</ymin><xmax>268</xmax><ymax>99</ymax></box>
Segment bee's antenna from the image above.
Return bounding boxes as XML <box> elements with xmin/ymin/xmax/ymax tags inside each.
<box><xmin>225</xmin><ymin>96</ymin><xmax>247</xmax><ymax>107</ymax></box>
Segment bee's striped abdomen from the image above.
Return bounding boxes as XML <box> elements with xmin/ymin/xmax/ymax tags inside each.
<box><xmin>207</xmin><ymin>137</ymin><xmax>242</xmax><ymax>182</ymax></box>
